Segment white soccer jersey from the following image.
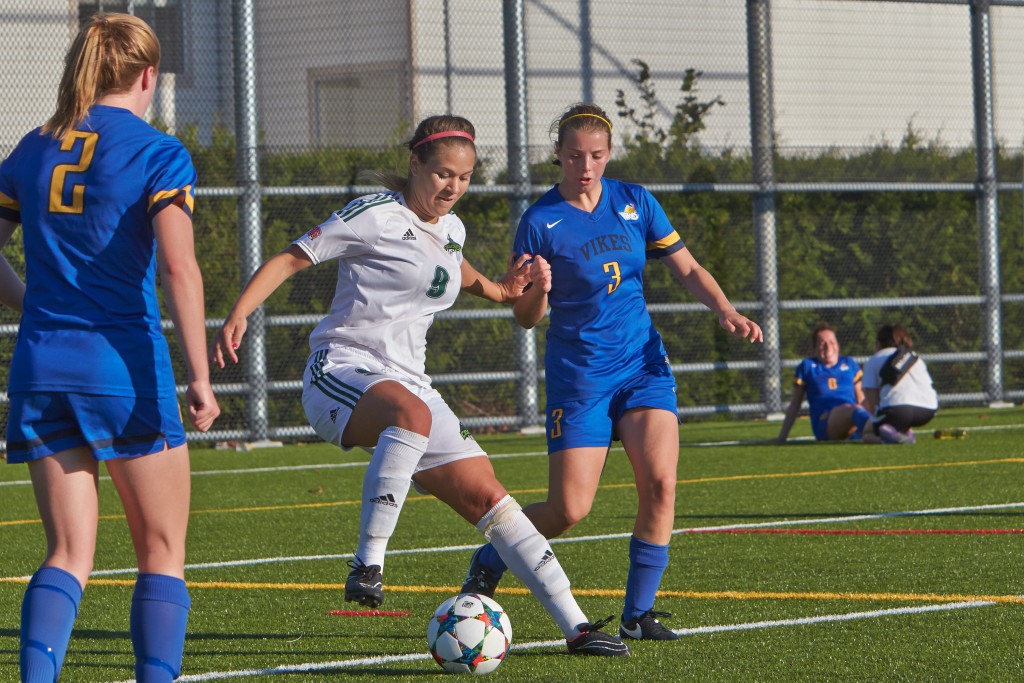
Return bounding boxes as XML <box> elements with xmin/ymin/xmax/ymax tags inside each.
<box><xmin>862</xmin><ymin>346</ymin><xmax>939</xmax><ymax>411</ymax></box>
<box><xmin>292</xmin><ymin>192</ymin><xmax>466</xmax><ymax>384</ymax></box>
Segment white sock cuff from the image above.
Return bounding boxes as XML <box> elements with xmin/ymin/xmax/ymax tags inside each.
<box><xmin>379</xmin><ymin>425</ymin><xmax>430</xmax><ymax>451</ymax></box>
<box><xmin>475</xmin><ymin>494</ymin><xmax>517</xmax><ymax>537</ymax></box>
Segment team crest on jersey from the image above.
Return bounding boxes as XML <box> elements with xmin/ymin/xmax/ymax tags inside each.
<box><xmin>459</xmin><ymin>423</ymin><xmax>472</xmax><ymax>440</ymax></box>
<box><xmin>618</xmin><ymin>204</ymin><xmax>639</xmax><ymax>221</ymax></box>
<box><xmin>840</xmin><ymin>363</ymin><xmax>849</xmax><ymax>371</ymax></box>
<box><xmin>444</xmin><ymin>236</ymin><xmax>463</xmax><ymax>253</ymax></box>
<box><xmin>306</xmin><ymin>226</ymin><xmax>322</xmax><ymax>240</ymax></box>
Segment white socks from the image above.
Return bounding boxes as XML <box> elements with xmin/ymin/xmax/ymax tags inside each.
<box><xmin>480</xmin><ymin>496</ymin><xmax>587</xmax><ymax>638</ymax></box>
<box><xmin>355</xmin><ymin>426</ymin><xmax>428</xmax><ymax>569</ymax></box>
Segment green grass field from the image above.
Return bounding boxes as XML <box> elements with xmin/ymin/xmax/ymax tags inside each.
<box><xmin>2</xmin><ymin>406</ymin><xmax>1024</xmax><ymax>681</ymax></box>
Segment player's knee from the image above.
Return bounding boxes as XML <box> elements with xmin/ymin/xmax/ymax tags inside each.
<box><xmin>391</xmin><ymin>398</ymin><xmax>432</xmax><ymax>435</ymax></box>
<box><xmin>550</xmin><ymin>502</ymin><xmax>590</xmax><ymax>534</ymax></box>
<box><xmin>476</xmin><ymin>495</ymin><xmax>521</xmax><ymax>538</ymax></box>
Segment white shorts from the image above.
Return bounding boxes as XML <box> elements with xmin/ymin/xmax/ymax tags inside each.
<box><xmin>301</xmin><ymin>345</ymin><xmax>487</xmax><ymax>473</ymax></box>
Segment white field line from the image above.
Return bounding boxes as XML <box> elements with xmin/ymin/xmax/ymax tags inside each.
<box><xmin>54</xmin><ymin>500</ymin><xmax>1021</xmax><ymax>580</ymax></box>
<box><xmin>0</xmin><ymin>450</ymin><xmax>550</xmax><ymax>487</ymax></box>
<box><xmin>108</xmin><ymin>600</ymin><xmax>995</xmax><ymax>683</ymax></box>
<box><xmin>4</xmin><ymin>418</ymin><xmax>1024</xmax><ymax>486</ymax></box>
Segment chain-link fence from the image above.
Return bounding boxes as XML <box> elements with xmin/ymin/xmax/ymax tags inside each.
<box><xmin>1</xmin><ymin>0</ymin><xmax>1023</xmax><ymax>446</ymax></box>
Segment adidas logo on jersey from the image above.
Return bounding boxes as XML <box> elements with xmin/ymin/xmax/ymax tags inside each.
<box><xmin>402</xmin><ymin>229</ymin><xmax>416</xmax><ymax>240</ymax></box>
<box><xmin>371</xmin><ymin>493</ymin><xmax>399</xmax><ymax>508</ymax></box>
<box><xmin>533</xmin><ymin>549</ymin><xmax>556</xmax><ymax>572</ymax></box>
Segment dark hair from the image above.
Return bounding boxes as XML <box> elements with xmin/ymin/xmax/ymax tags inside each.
<box><xmin>876</xmin><ymin>324</ymin><xmax>913</xmax><ymax>350</ymax></box>
<box><xmin>810</xmin><ymin>321</ymin><xmax>835</xmax><ymax>353</ymax></box>
<box><xmin>368</xmin><ymin>115</ymin><xmax>476</xmax><ymax>192</ymax></box>
<box><xmin>550</xmin><ymin>103</ymin><xmax>613</xmax><ymax>166</ymax></box>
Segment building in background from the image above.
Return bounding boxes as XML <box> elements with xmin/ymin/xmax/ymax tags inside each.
<box><xmin>2</xmin><ymin>1</ymin><xmax>1023</xmax><ymax>174</ymax></box>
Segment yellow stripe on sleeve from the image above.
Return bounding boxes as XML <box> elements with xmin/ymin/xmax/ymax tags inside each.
<box><xmin>646</xmin><ymin>230</ymin><xmax>681</xmax><ymax>251</ymax></box>
<box><xmin>0</xmin><ymin>191</ymin><xmax>19</xmax><ymax>211</ymax></box>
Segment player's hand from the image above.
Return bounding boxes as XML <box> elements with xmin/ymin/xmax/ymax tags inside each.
<box><xmin>719</xmin><ymin>310</ymin><xmax>764</xmax><ymax>343</ymax></box>
<box><xmin>185</xmin><ymin>379</ymin><xmax>220</xmax><ymax>432</ymax></box>
<box><xmin>528</xmin><ymin>255</ymin><xmax>552</xmax><ymax>293</ymax></box>
<box><xmin>498</xmin><ymin>253</ymin><xmax>535</xmax><ymax>302</ymax></box>
<box><xmin>210</xmin><ymin>314</ymin><xmax>248</xmax><ymax>368</ymax></box>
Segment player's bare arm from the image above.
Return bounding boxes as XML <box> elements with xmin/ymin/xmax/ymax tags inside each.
<box><xmin>211</xmin><ymin>244</ymin><xmax>313</xmax><ymax>368</ymax></box>
<box><xmin>0</xmin><ymin>218</ymin><xmax>25</xmax><ymax>311</ymax></box>
<box><xmin>155</xmin><ymin>203</ymin><xmax>221</xmax><ymax>431</ymax></box>
<box><xmin>663</xmin><ymin>246</ymin><xmax>763</xmax><ymax>343</ymax></box>
<box><xmin>460</xmin><ymin>254</ymin><xmax>532</xmax><ymax>303</ymax></box>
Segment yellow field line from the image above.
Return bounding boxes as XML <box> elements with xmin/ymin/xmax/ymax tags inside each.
<box><xmin>2</xmin><ymin>457</ymin><xmax>1022</xmax><ymax>527</ymax></box>
<box><xmin>2</xmin><ymin>577</ymin><xmax>1021</xmax><ymax>605</ymax></box>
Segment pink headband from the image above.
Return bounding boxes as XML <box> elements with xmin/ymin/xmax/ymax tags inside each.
<box><xmin>411</xmin><ymin>130</ymin><xmax>475</xmax><ymax>150</ymax></box>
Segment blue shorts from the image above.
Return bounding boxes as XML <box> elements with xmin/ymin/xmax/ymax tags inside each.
<box><xmin>545</xmin><ymin>362</ymin><xmax>679</xmax><ymax>452</ymax></box>
<box><xmin>6</xmin><ymin>392</ymin><xmax>187</xmax><ymax>464</ymax></box>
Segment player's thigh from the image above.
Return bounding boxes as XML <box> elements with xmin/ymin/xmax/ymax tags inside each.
<box><xmin>825</xmin><ymin>404</ymin><xmax>857</xmax><ymax>440</ymax></box>
<box><xmin>617</xmin><ymin>407</ymin><xmax>680</xmax><ymax>488</ymax></box>
<box><xmin>545</xmin><ymin>447</ymin><xmax>608</xmax><ymax>521</ymax></box>
<box><xmin>414</xmin><ymin>455</ymin><xmax>505</xmax><ymax>525</ymax></box>
<box><xmin>27</xmin><ymin>446</ymin><xmax>101</xmax><ymax>583</ymax></box>
<box><xmin>302</xmin><ymin>350</ymin><xmax>430</xmax><ymax>448</ymax></box>
<box><xmin>105</xmin><ymin>442</ymin><xmax>191</xmax><ymax>576</ymax></box>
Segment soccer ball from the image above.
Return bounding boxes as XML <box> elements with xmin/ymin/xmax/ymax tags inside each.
<box><xmin>427</xmin><ymin>593</ymin><xmax>512</xmax><ymax>675</ymax></box>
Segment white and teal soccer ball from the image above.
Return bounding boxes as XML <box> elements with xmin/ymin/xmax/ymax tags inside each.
<box><xmin>427</xmin><ymin>593</ymin><xmax>512</xmax><ymax>675</ymax></box>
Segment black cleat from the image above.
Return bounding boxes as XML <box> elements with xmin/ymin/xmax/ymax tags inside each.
<box><xmin>344</xmin><ymin>559</ymin><xmax>384</xmax><ymax>607</ymax></box>
<box><xmin>460</xmin><ymin>545</ymin><xmax>502</xmax><ymax>598</ymax></box>
<box><xmin>567</xmin><ymin>616</ymin><xmax>632</xmax><ymax>656</ymax></box>
<box><xmin>619</xmin><ymin>610</ymin><xmax>680</xmax><ymax>641</ymax></box>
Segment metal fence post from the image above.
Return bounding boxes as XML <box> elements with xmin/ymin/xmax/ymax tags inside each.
<box><xmin>503</xmin><ymin>0</ymin><xmax>539</xmax><ymax>429</ymax></box>
<box><xmin>747</xmin><ymin>0</ymin><xmax>782</xmax><ymax>415</ymax></box>
<box><xmin>233</xmin><ymin>0</ymin><xmax>268</xmax><ymax>441</ymax></box>
<box><xmin>970</xmin><ymin>0</ymin><xmax>1005</xmax><ymax>405</ymax></box>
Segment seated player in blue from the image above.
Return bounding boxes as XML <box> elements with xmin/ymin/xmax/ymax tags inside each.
<box><xmin>776</xmin><ymin>322</ymin><xmax>871</xmax><ymax>442</ymax></box>
<box><xmin>460</xmin><ymin>102</ymin><xmax>763</xmax><ymax>642</ymax></box>
<box><xmin>0</xmin><ymin>13</ymin><xmax>220</xmax><ymax>683</ymax></box>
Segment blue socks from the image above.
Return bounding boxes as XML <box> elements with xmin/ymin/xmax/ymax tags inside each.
<box><xmin>476</xmin><ymin>542</ymin><xmax>508</xmax><ymax>576</ymax></box>
<box><xmin>623</xmin><ymin>536</ymin><xmax>669</xmax><ymax>621</ymax></box>
<box><xmin>852</xmin><ymin>406</ymin><xmax>872</xmax><ymax>434</ymax></box>
<box><xmin>130</xmin><ymin>573</ymin><xmax>191</xmax><ymax>683</ymax></box>
<box><xmin>20</xmin><ymin>566</ymin><xmax>83</xmax><ymax>683</ymax></box>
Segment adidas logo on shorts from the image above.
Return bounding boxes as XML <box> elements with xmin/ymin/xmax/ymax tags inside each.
<box><xmin>402</xmin><ymin>229</ymin><xmax>416</xmax><ymax>240</ymax></box>
<box><xmin>329</xmin><ymin>407</ymin><xmax>340</xmax><ymax>423</ymax></box>
<box><xmin>371</xmin><ymin>493</ymin><xmax>399</xmax><ymax>507</ymax></box>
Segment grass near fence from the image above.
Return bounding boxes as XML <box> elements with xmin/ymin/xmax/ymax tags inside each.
<box><xmin>2</xmin><ymin>406</ymin><xmax>1024</xmax><ymax>681</ymax></box>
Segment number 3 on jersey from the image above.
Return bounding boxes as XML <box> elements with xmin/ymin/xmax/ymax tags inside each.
<box><xmin>603</xmin><ymin>261</ymin><xmax>621</xmax><ymax>294</ymax></box>
<box><xmin>427</xmin><ymin>265</ymin><xmax>450</xmax><ymax>299</ymax></box>
<box><xmin>49</xmin><ymin>131</ymin><xmax>98</xmax><ymax>214</ymax></box>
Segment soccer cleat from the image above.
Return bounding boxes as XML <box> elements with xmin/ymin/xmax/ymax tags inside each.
<box><xmin>878</xmin><ymin>424</ymin><xmax>914</xmax><ymax>445</ymax></box>
<box><xmin>460</xmin><ymin>545</ymin><xmax>502</xmax><ymax>598</ymax></box>
<box><xmin>567</xmin><ymin>616</ymin><xmax>632</xmax><ymax>656</ymax></box>
<box><xmin>619</xmin><ymin>610</ymin><xmax>680</xmax><ymax>641</ymax></box>
<box><xmin>344</xmin><ymin>559</ymin><xmax>384</xmax><ymax>607</ymax></box>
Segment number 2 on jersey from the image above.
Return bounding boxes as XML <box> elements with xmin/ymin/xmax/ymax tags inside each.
<box><xmin>49</xmin><ymin>131</ymin><xmax>99</xmax><ymax>214</ymax></box>
<box><xmin>603</xmin><ymin>261</ymin><xmax>621</xmax><ymax>294</ymax></box>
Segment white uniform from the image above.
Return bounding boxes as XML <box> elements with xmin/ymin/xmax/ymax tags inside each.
<box><xmin>293</xmin><ymin>191</ymin><xmax>485</xmax><ymax>467</ymax></box>
<box><xmin>862</xmin><ymin>346</ymin><xmax>938</xmax><ymax>411</ymax></box>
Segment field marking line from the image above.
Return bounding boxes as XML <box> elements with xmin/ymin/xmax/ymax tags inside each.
<box><xmin>104</xmin><ymin>600</ymin><xmax>995</xmax><ymax>683</ymax></box>
<box><xmin>4</xmin><ymin>457</ymin><xmax>1021</xmax><ymax>527</ymax></box>
<box><xmin>11</xmin><ymin>577</ymin><xmax>1017</xmax><ymax>606</ymax></box>
<box><xmin>2</xmin><ymin>501</ymin><xmax>1021</xmax><ymax>582</ymax></box>
<box><xmin>5</xmin><ymin>419</ymin><xmax>1023</xmax><ymax>488</ymax></box>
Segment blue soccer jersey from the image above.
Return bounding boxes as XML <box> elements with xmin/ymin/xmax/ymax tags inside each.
<box><xmin>0</xmin><ymin>105</ymin><xmax>196</xmax><ymax>397</ymax></box>
<box><xmin>793</xmin><ymin>355</ymin><xmax>863</xmax><ymax>426</ymax></box>
<box><xmin>513</xmin><ymin>179</ymin><xmax>684</xmax><ymax>402</ymax></box>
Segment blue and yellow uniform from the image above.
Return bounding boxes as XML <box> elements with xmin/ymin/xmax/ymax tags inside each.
<box><xmin>793</xmin><ymin>356</ymin><xmax>863</xmax><ymax>441</ymax></box>
<box><xmin>513</xmin><ymin>179</ymin><xmax>684</xmax><ymax>450</ymax></box>
<box><xmin>0</xmin><ymin>104</ymin><xmax>196</xmax><ymax>462</ymax></box>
